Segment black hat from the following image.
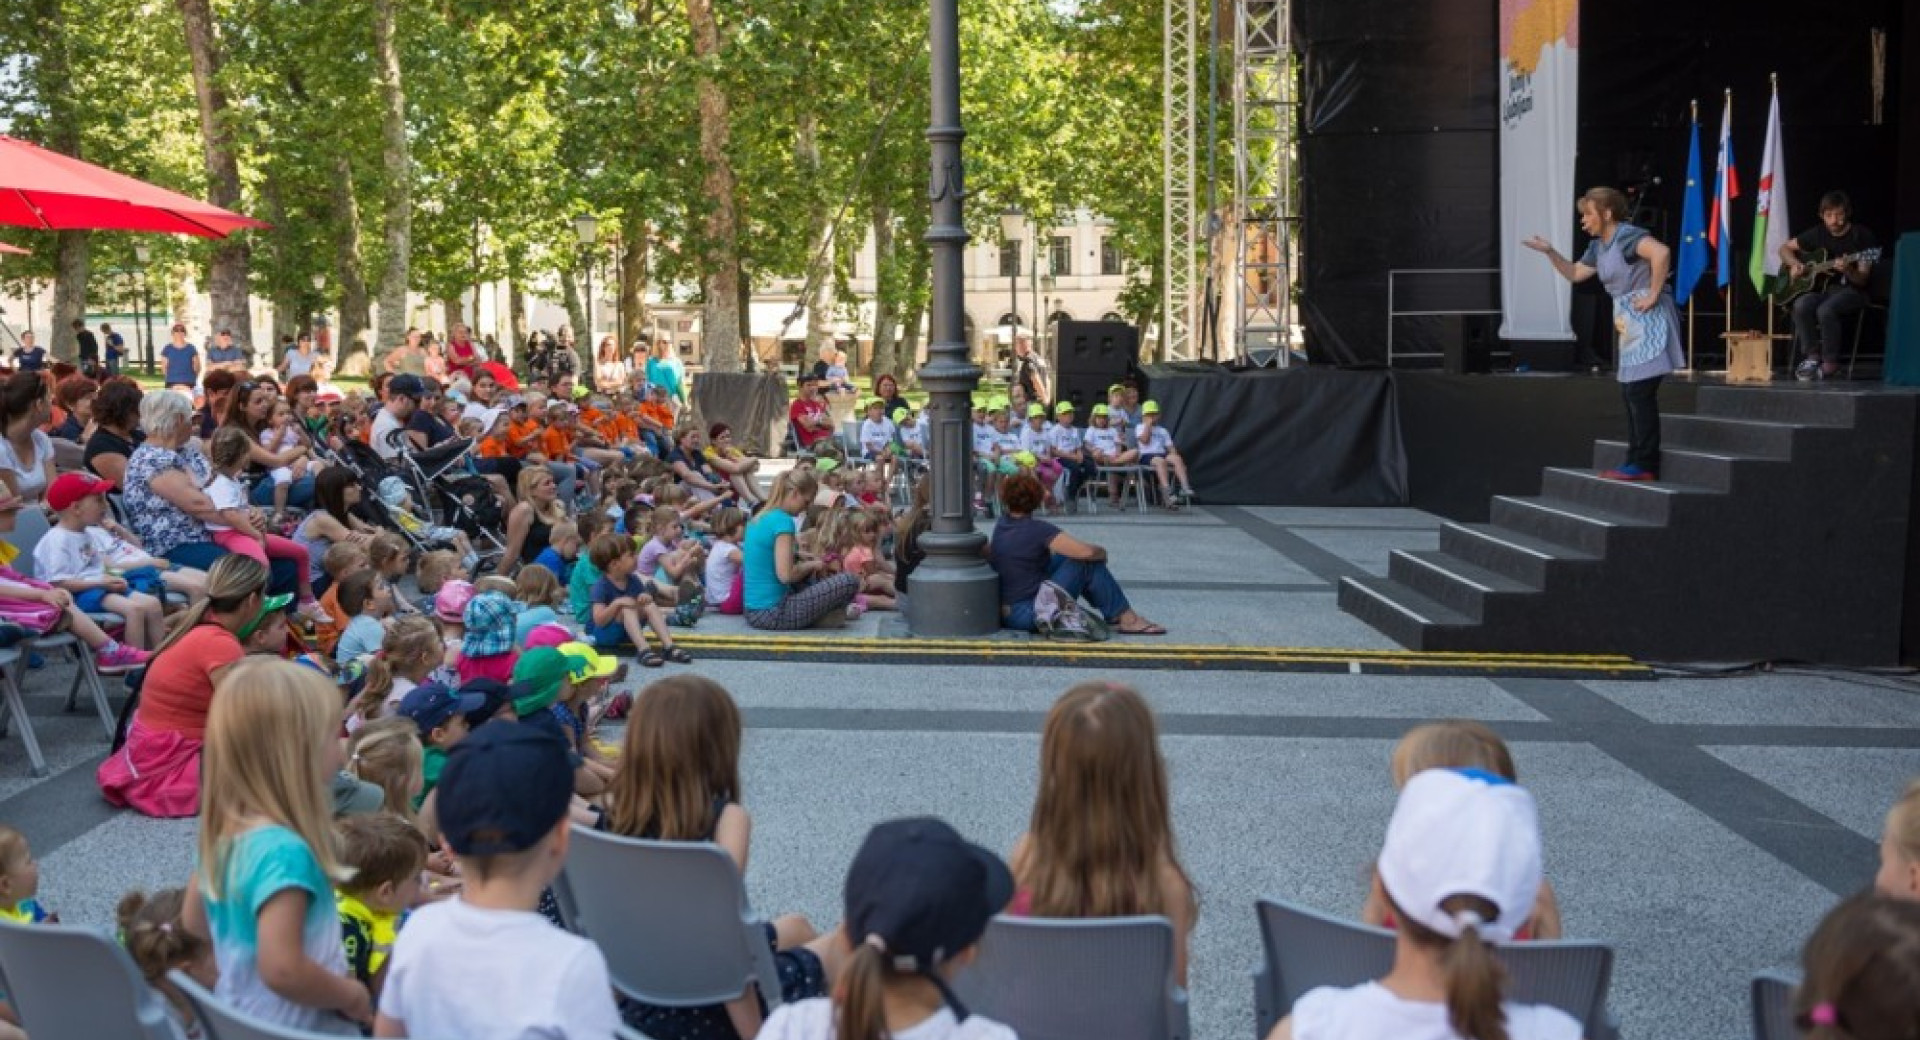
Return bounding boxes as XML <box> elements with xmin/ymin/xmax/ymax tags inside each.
<box><xmin>388</xmin><ymin>374</ymin><xmax>427</xmax><ymax>400</ymax></box>
<box><xmin>436</xmin><ymin>721</ymin><xmax>573</xmax><ymax>857</ymax></box>
<box><xmin>456</xmin><ymin>677</ymin><xmax>529</xmax><ymax>729</ymax></box>
<box><xmin>844</xmin><ymin>817</ymin><xmax>1012</xmax><ymax>981</ymax></box>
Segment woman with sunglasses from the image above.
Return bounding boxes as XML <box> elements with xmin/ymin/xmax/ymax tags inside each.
<box><xmin>220</xmin><ymin>378</ymin><xmax>317</xmax><ymax>513</ymax></box>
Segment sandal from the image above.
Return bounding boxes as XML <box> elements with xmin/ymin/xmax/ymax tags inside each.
<box><xmin>1116</xmin><ymin>620</ymin><xmax>1168</xmax><ymax>636</ymax></box>
<box><xmin>663</xmin><ymin>645</ymin><xmax>693</xmax><ymax>665</ymax></box>
<box><xmin>639</xmin><ymin>649</ymin><xmax>665</xmax><ymax>668</ymax></box>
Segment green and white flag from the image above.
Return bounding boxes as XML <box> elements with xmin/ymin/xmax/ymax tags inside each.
<box><xmin>1749</xmin><ymin>83</ymin><xmax>1789</xmax><ymax>296</ymax></box>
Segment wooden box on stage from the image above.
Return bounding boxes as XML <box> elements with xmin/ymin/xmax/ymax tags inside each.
<box><xmin>1722</xmin><ymin>331</ymin><xmax>1779</xmax><ymax>383</ymax></box>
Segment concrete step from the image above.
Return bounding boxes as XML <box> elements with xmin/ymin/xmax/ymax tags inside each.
<box><xmin>1696</xmin><ymin>384</ymin><xmax>1861</xmax><ymax>427</ymax></box>
<box><xmin>1389</xmin><ymin>549</ymin><xmax>1540</xmax><ymax>620</ymax></box>
<box><xmin>1539</xmin><ymin>467</ymin><xmax>1718</xmax><ymax>525</ymax></box>
<box><xmin>1439</xmin><ymin>521</ymin><xmax>1599</xmax><ymax>588</ymax></box>
<box><xmin>1592</xmin><ymin>440</ymin><xmax>1777</xmax><ymax>492</ymax></box>
<box><xmin>1489</xmin><ymin>496</ymin><xmax>1660</xmax><ymax>557</ymax></box>
<box><xmin>1337</xmin><ymin>574</ymin><xmax>1473</xmax><ymax>651</ymax></box>
<box><xmin>1662</xmin><ymin>414</ymin><xmax>1803</xmax><ymax>460</ymax></box>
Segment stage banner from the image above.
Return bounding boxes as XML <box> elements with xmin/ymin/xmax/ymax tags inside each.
<box><xmin>1498</xmin><ymin>0</ymin><xmax>1579</xmax><ymax>342</ymax></box>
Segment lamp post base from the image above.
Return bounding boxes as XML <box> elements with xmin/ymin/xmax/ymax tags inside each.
<box><xmin>906</xmin><ymin>557</ymin><xmax>1002</xmax><ymax>637</ymax></box>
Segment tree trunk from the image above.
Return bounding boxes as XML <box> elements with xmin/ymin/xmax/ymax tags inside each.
<box><xmin>735</xmin><ymin>260</ymin><xmax>753</xmax><ymax>371</ymax></box>
<box><xmin>796</xmin><ymin>112</ymin><xmax>832</xmax><ymax>369</ymax></box>
<box><xmin>36</xmin><ymin>0</ymin><xmax>88</xmax><ymax>360</ymax></box>
<box><xmin>372</xmin><ymin>0</ymin><xmax>412</xmax><ymax>363</ymax></box>
<box><xmin>176</xmin><ymin>0</ymin><xmax>252</xmax><ymax>348</ymax></box>
<box><xmin>560</xmin><ymin>267</ymin><xmax>586</xmax><ymax>342</ymax></box>
<box><xmin>330</xmin><ymin>156</ymin><xmax>373</xmax><ymax>375</ymax></box>
<box><xmin>898</xmin><ymin>258</ymin><xmax>929</xmax><ymax>384</ymax></box>
<box><xmin>619</xmin><ymin>213</ymin><xmax>648</xmax><ymax>352</ymax></box>
<box><xmin>441</xmin><ymin>299</ymin><xmax>461</xmax><ymax>334</ymax></box>
<box><xmin>686</xmin><ymin>0</ymin><xmax>741</xmax><ymax>372</ymax></box>
<box><xmin>507</xmin><ymin>271</ymin><xmax>528</xmax><ymax>359</ymax></box>
<box><xmin>868</xmin><ymin>196</ymin><xmax>899</xmax><ymax>382</ymax></box>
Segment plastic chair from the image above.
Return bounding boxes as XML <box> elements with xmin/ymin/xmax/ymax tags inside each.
<box><xmin>0</xmin><ymin>647</ymin><xmax>46</xmax><ymax>776</ymax></box>
<box><xmin>560</xmin><ymin>825</ymin><xmax>784</xmax><ymax>1012</ymax></box>
<box><xmin>6</xmin><ymin>503</ymin><xmax>119</xmax><ymax>738</ymax></box>
<box><xmin>169</xmin><ymin>970</ymin><xmax>352</xmax><ymax>1040</ymax></box>
<box><xmin>1095</xmin><ymin>465</ymin><xmax>1150</xmax><ymax>512</ymax></box>
<box><xmin>1250</xmin><ymin>898</ymin><xmax>1618</xmax><ymax>1040</ymax></box>
<box><xmin>0</xmin><ymin>916</ymin><xmax>178</xmax><ymax>1040</ymax></box>
<box><xmin>953</xmin><ymin>915</ymin><xmax>1190</xmax><ymax>1040</ymax></box>
<box><xmin>1751</xmin><ymin>970</ymin><xmax>1800</xmax><ymax>1040</ymax></box>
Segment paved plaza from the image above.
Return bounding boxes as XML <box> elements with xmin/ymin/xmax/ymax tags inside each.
<box><xmin>4</xmin><ymin>504</ymin><xmax>1915</xmax><ymax>1039</ymax></box>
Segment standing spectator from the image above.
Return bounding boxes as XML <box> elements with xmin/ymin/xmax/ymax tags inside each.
<box><xmin>525</xmin><ymin>332</ymin><xmax>553</xmax><ymax>384</ymax></box>
<box><xmin>593</xmin><ymin>337</ymin><xmax>627</xmax><ymax>395</ymax></box>
<box><xmin>383</xmin><ymin>328</ymin><xmax>427</xmax><ymax>377</ymax></box>
<box><xmin>1012</xmin><ymin>335</ymin><xmax>1050</xmax><ymax>406</ymax></box>
<box><xmin>73</xmin><ymin>319</ymin><xmax>100</xmax><ymax>372</ymax></box>
<box><xmin>445</xmin><ymin>323</ymin><xmax>481</xmax><ymax>381</ymax></box>
<box><xmin>549</xmin><ymin>325</ymin><xmax>579</xmax><ymax>385</ymax></box>
<box><xmin>647</xmin><ymin>336</ymin><xmax>687</xmax><ymax>405</ymax></box>
<box><xmin>100</xmin><ymin>322</ymin><xmax>124</xmax><ymax>375</ymax></box>
<box><xmin>279</xmin><ymin>331</ymin><xmax>318</xmax><ymax>379</ymax></box>
<box><xmin>160</xmin><ymin>324</ymin><xmax>201</xmax><ymax>390</ymax></box>
<box><xmin>12</xmin><ymin>331</ymin><xmax>44</xmax><ymax>373</ymax></box>
<box><xmin>205</xmin><ymin>328</ymin><xmax>249</xmax><ymax>373</ymax></box>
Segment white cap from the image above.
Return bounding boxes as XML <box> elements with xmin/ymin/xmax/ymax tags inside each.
<box><xmin>1377</xmin><ymin>768</ymin><xmax>1542</xmax><ymax>942</ymax></box>
<box><xmin>461</xmin><ymin>403</ymin><xmax>506</xmax><ymax>430</ymax></box>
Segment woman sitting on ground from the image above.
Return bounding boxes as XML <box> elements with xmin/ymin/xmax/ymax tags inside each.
<box><xmin>988</xmin><ymin>472</ymin><xmax>1165</xmax><ymax>635</ymax></box>
<box><xmin>501</xmin><ymin>466</ymin><xmax>567</xmax><ymax>574</ymax></box>
<box><xmin>702</xmin><ymin>423</ymin><xmax>763</xmax><ymax>506</ymax></box>
<box><xmin>742</xmin><ymin>468</ymin><xmax>861</xmax><ymax>630</ymax></box>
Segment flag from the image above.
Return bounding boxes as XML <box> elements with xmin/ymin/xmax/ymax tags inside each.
<box><xmin>1749</xmin><ymin>84</ymin><xmax>1790</xmax><ymax>295</ymax></box>
<box><xmin>1707</xmin><ymin>93</ymin><xmax>1740</xmax><ymax>288</ymax></box>
<box><xmin>1675</xmin><ymin>114</ymin><xmax>1710</xmax><ymax>305</ymax></box>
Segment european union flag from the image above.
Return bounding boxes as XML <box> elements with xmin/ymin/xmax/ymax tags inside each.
<box><xmin>1675</xmin><ymin>118</ymin><xmax>1710</xmax><ymax>306</ymax></box>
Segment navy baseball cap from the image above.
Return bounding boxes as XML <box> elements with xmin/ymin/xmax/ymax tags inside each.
<box><xmin>396</xmin><ymin>681</ymin><xmax>484</xmax><ymax>736</ymax></box>
<box><xmin>436</xmin><ymin>721</ymin><xmax>575</xmax><ymax>857</ymax></box>
<box><xmin>389</xmin><ymin>374</ymin><xmax>427</xmax><ymax>400</ymax></box>
<box><xmin>456</xmin><ymin>677</ymin><xmax>530</xmax><ymax>729</ymax></box>
<box><xmin>844</xmin><ymin>818</ymin><xmax>1013</xmax><ymax>976</ymax></box>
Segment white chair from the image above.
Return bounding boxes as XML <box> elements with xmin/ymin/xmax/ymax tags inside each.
<box><xmin>0</xmin><ymin>647</ymin><xmax>46</xmax><ymax>776</ymax></box>
<box><xmin>1250</xmin><ymin>897</ymin><xmax>1618</xmax><ymax>1040</ymax></box>
<box><xmin>7</xmin><ymin>503</ymin><xmax>119</xmax><ymax>739</ymax></box>
<box><xmin>1751</xmin><ymin>970</ymin><xmax>1800</xmax><ymax>1040</ymax></box>
<box><xmin>169</xmin><ymin>970</ymin><xmax>351</xmax><ymax>1040</ymax></box>
<box><xmin>1094</xmin><ymin>464</ymin><xmax>1150</xmax><ymax>512</ymax></box>
<box><xmin>560</xmin><ymin>825</ymin><xmax>784</xmax><ymax>1014</ymax></box>
<box><xmin>0</xmin><ymin>916</ymin><xmax>178</xmax><ymax>1040</ymax></box>
<box><xmin>953</xmin><ymin>915</ymin><xmax>1189</xmax><ymax>1040</ymax></box>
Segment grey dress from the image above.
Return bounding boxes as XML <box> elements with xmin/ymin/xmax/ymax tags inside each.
<box><xmin>1580</xmin><ymin>224</ymin><xmax>1687</xmax><ymax>383</ymax></box>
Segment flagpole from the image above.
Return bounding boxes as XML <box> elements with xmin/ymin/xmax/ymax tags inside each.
<box><xmin>1764</xmin><ymin>75</ymin><xmax>1777</xmax><ymax>367</ymax></box>
<box><xmin>1724</xmin><ymin>87</ymin><xmax>1734</xmax><ymax>344</ymax></box>
<box><xmin>1687</xmin><ymin>98</ymin><xmax>1698</xmax><ymax>373</ymax></box>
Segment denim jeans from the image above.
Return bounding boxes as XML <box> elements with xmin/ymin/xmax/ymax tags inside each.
<box><xmin>1002</xmin><ymin>555</ymin><xmax>1133</xmax><ymax>630</ymax></box>
<box><xmin>249</xmin><ymin>475</ymin><xmax>315</xmax><ymax>508</ymax></box>
<box><xmin>164</xmin><ymin>542</ymin><xmax>299</xmax><ymax>597</ymax></box>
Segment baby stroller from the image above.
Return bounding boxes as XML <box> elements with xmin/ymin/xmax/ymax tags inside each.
<box><xmin>389</xmin><ymin>435</ymin><xmax>508</xmax><ymax>560</ymax></box>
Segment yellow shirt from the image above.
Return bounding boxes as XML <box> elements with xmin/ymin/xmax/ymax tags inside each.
<box><xmin>336</xmin><ymin>890</ymin><xmax>400</xmax><ymax>986</ymax></box>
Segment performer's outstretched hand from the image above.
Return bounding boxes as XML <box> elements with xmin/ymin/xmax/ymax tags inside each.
<box><xmin>1522</xmin><ymin>235</ymin><xmax>1553</xmax><ymax>253</ymax></box>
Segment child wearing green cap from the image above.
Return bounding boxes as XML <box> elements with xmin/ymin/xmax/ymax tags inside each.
<box><xmin>1084</xmin><ymin>403</ymin><xmax>1141</xmax><ymax>509</ymax></box>
<box><xmin>1135</xmin><ymin>402</ymin><xmax>1193</xmax><ymax>509</ymax></box>
<box><xmin>511</xmin><ymin>647</ymin><xmax>605</xmax><ymax>797</ymax></box>
<box><xmin>894</xmin><ymin>406</ymin><xmax>926</xmax><ymax>463</ymax></box>
<box><xmin>857</xmin><ymin>397</ymin><xmax>899</xmax><ymax>488</ymax></box>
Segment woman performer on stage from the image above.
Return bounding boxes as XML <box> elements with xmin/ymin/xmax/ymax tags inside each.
<box><xmin>1524</xmin><ymin>186</ymin><xmax>1686</xmax><ymax>482</ymax></box>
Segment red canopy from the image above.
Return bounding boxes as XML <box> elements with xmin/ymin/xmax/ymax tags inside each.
<box><xmin>0</xmin><ymin>135</ymin><xmax>268</xmax><ymax>238</ymax></box>
<box><xmin>0</xmin><ymin>242</ymin><xmax>27</xmax><ymax>255</ymax></box>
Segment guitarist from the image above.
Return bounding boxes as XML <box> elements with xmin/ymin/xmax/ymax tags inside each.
<box><xmin>1782</xmin><ymin>191</ymin><xmax>1878</xmax><ymax>380</ymax></box>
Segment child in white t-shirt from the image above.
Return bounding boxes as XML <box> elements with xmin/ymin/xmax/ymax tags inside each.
<box><xmin>1017</xmin><ymin>403</ymin><xmax>1064</xmax><ymax>506</ymax></box>
<box><xmin>1268</xmin><ymin>769</ymin><xmax>1583</xmax><ymax>1040</ymax></box>
<box><xmin>895</xmin><ymin>407</ymin><xmax>927</xmax><ymax>462</ymax></box>
<box><xmin>703</xmin><ymin>507</ymin><xmax>747</xmax><ymax>615</ymax></box>
<box><xmin>857</xmin><ymin>397</ymin><xmax>899</xmax><ymax>487</ymax></box>
<box><xmin>1083</xmin><ymin>403</ymin><xmax>1141</xmax><ymax>509</ymax></box>
<box><xmin>1046</xmin><ymin>400</ymin><xmax>1096</xmax><ymax>510</ymax></box>
<box><xmin>206</xmin><ymin>427</ymin><xmax>331</xmax><ymax>621</ymax></box>
<box><xmin>757</xmin><ymin>818</ymin><xmax>1017</xmax><ymax>1040</ymax></box>
<box><xmin>374</xmin><ymin>722</ymin><xmax>619</xmax><ymax>1040</ymax></box>
<box><xmin>35</xmin><ymin>473</ymin><xmax>174</xmax><ymax>649</ymax></box>
<box><xmin>1134</xmin><ymin>401</ymin><xmax>1193</xmax><ymax>510</ymax></box>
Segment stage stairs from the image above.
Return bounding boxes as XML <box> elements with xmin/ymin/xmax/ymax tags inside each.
<box><xmin>1339</xmin><ymin>385</ymin><xmax>1916</xmax><ymax>664</ymax></box>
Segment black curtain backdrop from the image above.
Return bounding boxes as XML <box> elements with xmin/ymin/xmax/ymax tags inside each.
<box><xmin>1295</xmin><ymin>0</ymin><xmax>1911</xmax><ymax>369</ymax></box>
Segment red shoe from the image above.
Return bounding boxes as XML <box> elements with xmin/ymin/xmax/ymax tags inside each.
<box><xmin>1599</xmin><ymin>464</ymin><xmax>1657</xmax><ymax>482</ymax></box>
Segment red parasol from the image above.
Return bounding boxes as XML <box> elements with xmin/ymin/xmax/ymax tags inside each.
<box><xmin>478</xmin><ymin>361</ymin><xmax>521</xmax><ymax>392</ymax></box>
<box><xmin>0</xmin><ymin>135</ymin><xmax>268</xmax><ymax>238</ymax></box>
<box><xmin>0</xmin><ymin>242</ymin><xmax>28</xmax><ymax>256</ymax></box>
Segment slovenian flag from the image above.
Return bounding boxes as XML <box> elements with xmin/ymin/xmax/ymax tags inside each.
<box><xmin>1708</xmin><ymin>92</ymin><xmax>1740</xmax><ymax>289</ymax></box>
<box><xmin>1675</xmin><ymin>112</ymin><xmax>1710</xmax><ymax>305</ymax></box>
<box><xmin>1749</xmin><ymin>84</ymin><xmax>1790</xmax><ymax>295</ymax></box>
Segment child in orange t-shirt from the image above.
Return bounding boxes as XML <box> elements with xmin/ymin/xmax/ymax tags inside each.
<box><xmin>637</xmin><ymin>385</ymin><xmax>675</xmax><ymax>457</ymax></box>
<box><xmin>312</xmin><ymin>542</ymin><xmax>370</xmax><ymax>657</ymax></box>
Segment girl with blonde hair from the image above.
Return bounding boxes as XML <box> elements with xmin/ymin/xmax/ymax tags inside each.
<box><xmin>343</xmin><ymin>716</ymin><xmax>425</xmax><ymax>822</ymax></box>
<box><xmin>182</xmin><ymin>658</ymin><xmax>370</xmax><ymax>1033</ymax></box>
<box><xmin>345</xmin><ymin>615</ymin><xmax>443</xmax><ymax>732</ymax></box>
<box><xmin>1011</xmin><ymin>681</ymin><xmax>1197</xmax><ymax>984</ymax></box>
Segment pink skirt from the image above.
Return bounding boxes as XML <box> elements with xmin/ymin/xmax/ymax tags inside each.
<box><xmin>0</xmin><ymin>567</ymin><xmax>65</xmax><ymax>634</ymax></box>
<box><xmin>96</xmin><ymin>718</ymin><xmax>203</xmax><ymax>818</ymax></box>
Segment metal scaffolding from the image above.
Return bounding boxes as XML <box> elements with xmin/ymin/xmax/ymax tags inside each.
<box><xmin>1231</xmin><ymin>0</ymin><xmax>1297</xmax><ymax>364</ymax></box>
<box><xmin>1162</xmin><ymin>0</ymin><xmax>1199</xmax><ymax>361</ymax></box>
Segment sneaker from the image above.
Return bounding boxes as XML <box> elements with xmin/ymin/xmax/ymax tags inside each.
<box><xmin>1821</xmin><ymin>361</ymin><xmax>1840</xmax><ymax>379</ymax></box>
<box><xmin>1795</xmin><ymin>357</ymin><xmax>1821</xmax><ymax>381</ymax></box>
<box><xmin>845</xmin><ymin>602</ymin><xmax>867</xmax><ymax>621</ymax></box>
<box><xmin>95</xmin><ymin>644</ymin><xmax>153</xmax><ymax>675</ymax></box>
<box><xmin>297</xmin><ymin>599</ymin><xmax>334</xmax><ymax>625</ymax></box>
<box><xmin>1599</xmin><ymin>464</ymin><xmax>1657</xmax><ymax>482</ymax></box>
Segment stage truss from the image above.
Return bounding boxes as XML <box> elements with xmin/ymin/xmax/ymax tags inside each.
<box><xmin>1163</xmin><ymin>0</ymin><xmax>1199</xmax><ymax>361</ymax></box>
<box><xmin>1230</xmin><ymin>0</ymin><xmax>1297</xmax><ymax>363</ymax></box>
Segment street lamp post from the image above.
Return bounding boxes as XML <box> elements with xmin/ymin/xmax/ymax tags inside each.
<box><xmin>908</xmin><ymin>0</ymin><xmax>999</xmax><ymax>636</ymax></box>
<box><xmin>311</xmin><ymin>274</ymin><xmax>325</xmax><ymax>360</ymax></box>
<box><xmin>133</xmin><ymin>243</ymin><xmax>155</xmax><ymax>373</ymax></box>
<box><xmin>1000</xmin><ymin>208</ymin><xmax>1022</xmax><ymax>374</ymax></box>
<box><xmin>574</xmin><ymin>214</ymin><xmax>599</xmax><ymax>375</ymax></box>
<box><xmin>1041</xmin><ymin>272</ymin><xmax>1057</xmax><ymax>376</ymax></box>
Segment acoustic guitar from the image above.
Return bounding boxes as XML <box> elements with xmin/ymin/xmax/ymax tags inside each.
<box><xmin>1776</xmin><ymin>247</ymin><xmax>1882</xmax><ymax>305</ymax></box>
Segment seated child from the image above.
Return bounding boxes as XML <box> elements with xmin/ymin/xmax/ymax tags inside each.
<box><xmin>343</xmin><ymin>615</ymin><xmax>444</xmax><ymax>733</ymax></box>
<box><xmin>703</xmin><ymin>507</ymin><xmax>747</xmax><ymax>615</ymax></box>
<box><xmin>532</xmin><ymin>520</ymin><xmax>580</xmax><ymax>583</ymax></box>
<box><xmin>0</xmin><ymin>825</ymin><xmax>52</xmax><ymax>926</ymax></box>
<box><xmin>857</xmin><ymin>397</ymin><xmax>898</xmax><ymax>486</ymax></box>
<box><xmin>343</xmin><ymin>716</ymin><xmax>425</xmax><ymax>821</ymax></box>
<box><xmin>376</xmin><ymin>477</ymin><xmax>479</xmax><ymax>571</ymax></box>
<box><xmin>457</xmin><ymin>589</ymin><xmax>522</xmax><ymax>684</ymax></box>
<box><xmin>1876</xmin><ymin>777</ymin><xmax>1920</xmax><ymax>900</ymax></box>
<box><xmin>586</xmin><ymin>533</ymin><xmax>690</xmax><ymax>667</ymax></box>
<box><xmin>1135</xmin><ymin>401</ymin><xmax>1194</xmax><ymax>508</ymax></box>
<box><xmin>334</xmin><ymin>813</ymin><xmax>429</xmax><ymax>999</ymax></box>
<box><xmin>205</xmin><ymin>428</ymin><xmax>329</xmax><ymax>623</ymax></box>
<box><xmin>373</xmin><ymin>722</ymin><xmax>620</xmax><ymax>1040</ymax></box>
<box><xmin>397</xmin><ymin>681</ymin><xmax>484</xmax><ymax>810</ymax></box>
<box><xmin>1019</xmin><ymin>402</ymin><xmax>1065</xmax><ymax>497</ymax></box>
<box><xmin>839</xmin><ymin>511</ymin><xmax>897</xmax><ymax>611</ymax></box>
<box><xmin>431</xmin><ymin>580</ymin><xmax>474</xmax><ymax>685</ymax></box>
<box><xmin>636</xmin><ymin>384</ymin><xmax>676</xmax><ymax>458</ymax></box>
<box><xmin>512</xmin><ymin>565</ymin><xmax>573</xmax><ymax>643</ymax></box>
<box><xmin>363</xmin><ymin>532</ymin><xmax>417</xmax><ymax>617</ymax></box>
<box><xmin>638</xmin><ymin>506</ymin><xmax>706</xmax><ymax>613</ymax></box>
<box><xmin>261</xmin><ymin>400</ymin><xmax>311</xmax><ymax>521</ymax></box>
<box><xmin>35</xmin><ymin>472</ymin><xmax>171</xmax><ymax>648</ymax></box>
<box><xmin>1047</xmin><ymin>400</ymin><xmax>1096</xmax><ymax>506</ymax></box>
<box><xmin>334</xmin><ymin>570</ymin><xmax>397</xmax><ymax>665</ymax></box>
<box><xmin>413</xmin><ymin>550</ymin><xmax>466</xmax><ymax>617</ymax></box>
<box><xmin>311</xmin><ymin>543</ymin><xmax>371</xmax><ymax>658</ymax></box>
<box><xmin>510</xmin><ymin>648</ymin><xmax>605</xmax><ymax>798</ymax></box>
<box><xmin>1269</xmin><ymin>769</ymin><xmax>1581</xmax><ymax>1040</ymax></box>
<box><xmin>895</xmin><ymin>407</ymin><xmax>927</xmax><ymax>462</ymax></box>
<box><xmin>566</xmin><ymin>512</ymin><xmax>611</xmax><ymax>629</ymax></box>
<box><xmin>1082</xmin><ymin>403</ymin><xmax>1140</xmax><ymax>509</ymax></box>
<box><xmin>0</xmin><ymin>513</ymin><xmax>151</xmax><ymax>675</ymax></box>
<box><xmin>117</xmin><ymin>888</ymin><xmax>217</xmax><ymax>1040</ymax></box>
<box><xmin>1792</xmin><ymin>892</ymin><xmax>1920</xmax><ymax>1035</ymax></box>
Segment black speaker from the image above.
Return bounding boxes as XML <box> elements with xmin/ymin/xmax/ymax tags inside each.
<box><xmin>1053</xmin><ymin>321</ymin><xmax>1139</xmax><ymax>424</ymax></box>
<box><xmin>1442</xmin><ymin>314</ymin><xmax>1494</xmax><ymax>374</ymax></box>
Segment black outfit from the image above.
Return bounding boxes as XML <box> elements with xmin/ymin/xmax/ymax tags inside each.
<box><xmin>49</xmin><ymin>415</ymin><xmax>83</xmax><ymax>441</ymax></box>
<box><xmin>1623</xmin><ymin>378</ymin><xmax>1663</xmax><ymax>473</ymax></box>
<box><xmin>406</xmin><ymin>409</ymin><xmax>455</xmax><ymax>449</ymax></box>
<box><xmin>895</xmin><ymin>514</ymin><xmax>929</xmax><ymax>595</ymax></box>
<box><xmin>880</xmin><ymin>393</ymin><xmax>912</xmax><ymax>420</ymax></box>
<box><xmin>74</xmin><ymin>328</ymin><xmax>100</xmax><ymax>367</ymax></box>
<box><xmin>521</xmin><ymin>512</ymin><xmax>554</xmax><ymax>567</ymax></box>
<box><xmin>1789</xmin><ymin>223</ymin><xmax>1879</xmax><ymax>362</ymax></box>
<box><xmin>1014</xmin><ymin>351</ymin><xmax>1050</xmax><ymax>406</ymax></box>
<box><xmin>83</xmin><ymin>428</ymin><xmax>141</xmax><ymax>479</ymax></box>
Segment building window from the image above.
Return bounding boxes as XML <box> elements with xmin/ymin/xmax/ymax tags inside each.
<box><xmin>1050</xmin><ymin>236</ymin><xmax>1073</xmax><ymax>277</ymax></box>
<box><xmin>999</xmin><ymin>239</ymin><xmax>1021</xmax><ymax>278</ymax></box>
<box><xmin>1100</xmin><ymin>238</ymin><xmax>1123</xmax><ymax>277</ymax></box>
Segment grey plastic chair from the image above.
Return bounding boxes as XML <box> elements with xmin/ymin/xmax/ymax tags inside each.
<box><xmin>1751</xmin><ymin>970</ymin><xmax>1800</xmax><ymax>1040</ymax></box>
<box><xmin>1250</xmin><ymin>897</ymin><xmax>1618</xmax><ymax>1040</ymax></box>
<box><xmin>8</xmin><ymin>502</ymin><xmax>119</xmax><ymax>738</ymax></box>
<box><xmin>169</xmin><ymin>970</ymin><xmax>354</xmax><ymax>1040</ymax></box>
<box><xmin>0</xmin><ymin>647</ymin><xmax>46</xmax><ymax>776</ymax></box>
<box><xmin>952</xmin><ymin>914</ymin><xmax>1190</xmax><ymax>1040</ymax></box>
<box><xmin>560</xmin><ymin>824</ymin><xmax>784</xmax><ymax>1012</ymax></box>
<box><xmin>0</xmin><ymin>916</ymin><xmax>178</xmax><ymax>1040</ymax></box>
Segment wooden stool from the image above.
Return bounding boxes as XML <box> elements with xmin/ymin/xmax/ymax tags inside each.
<box><xmin>1722</xmin><ymin>330</ymin><xmax>1784</xmax><ymax>383</ymax></box>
